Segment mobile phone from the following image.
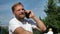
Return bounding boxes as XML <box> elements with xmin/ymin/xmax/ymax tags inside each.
<box><xmin>25</xmin><ymin>11</ymin><xmax>31</xmax><ymax>19</ymax></box>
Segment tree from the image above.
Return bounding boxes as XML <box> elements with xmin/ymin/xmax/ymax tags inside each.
<box><xmin>0</xmin><ymin>26</ymin><xmax>8</xmax><ymax>34</ymax></box>
<box><xmin>43</xmin><ymin>0</ymin><xmax>60</xmax><ymax>33</ymax></box>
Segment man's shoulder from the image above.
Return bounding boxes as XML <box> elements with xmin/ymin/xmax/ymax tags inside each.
<box><xmin>9</xmin><ymin>18</ymin><xmax>20</xmax><ymax>24</ymax></box>
<box><xmin>9</xmin><ymin>18</ymin><xmax>16</xmax><ymax>22</ymax></box>
<box><xmin>9</xmin><ymin>18</ymin><xmax>22</xmax><ymax>25</ymax></box>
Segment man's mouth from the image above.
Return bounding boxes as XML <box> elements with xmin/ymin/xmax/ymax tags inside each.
<box><xmin>19</xmin><ymin>13</ymin><xmax>25</xmax><ymax>15</ymax></box>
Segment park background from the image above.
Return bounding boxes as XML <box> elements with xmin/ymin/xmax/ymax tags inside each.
<box><xmin>0</xmin><ymin>0</ymin><xmax>60</xmax><ymax>34</ymax></box>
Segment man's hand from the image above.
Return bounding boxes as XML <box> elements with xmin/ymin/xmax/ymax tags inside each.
<box><xmin>25</xmin><ymin>10</ymin><xmax>35</xmax><ymax>18</ymax></box>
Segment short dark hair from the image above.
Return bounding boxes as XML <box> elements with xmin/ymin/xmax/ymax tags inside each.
<box><xmin>12</xmin><ymin>2</ymin><xmax>23</xmax><ymax>12</ymax></box>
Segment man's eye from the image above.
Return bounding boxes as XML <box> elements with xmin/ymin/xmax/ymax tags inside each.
<box><xmin>22</xmin><ymin>9</ymin><xmax>25</xmax><ymax>10</ymax></box>
<box><xmin>17</xmin><ymin>9</ymin><xmax>25</xmax><ymax>11</ymax></box>
<box><xmin>17</xmin><ymin>9</ymin><xmax>20</xmax><ymax>11</ymax></box>
<box><xmin>22</xmin><ymin>9</ymin><xmax>26</xmax><ymax>11</ymax></box>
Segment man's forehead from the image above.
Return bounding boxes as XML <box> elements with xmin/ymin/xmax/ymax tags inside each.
<box><xmin>15</xmin><ymin>5</ymin><xmax>24</xmax><ymax>9</ymax></box>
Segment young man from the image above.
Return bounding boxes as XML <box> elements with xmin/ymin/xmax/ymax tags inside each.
<box><xmin>9</xmin><ymin>2</ymin><xmax>46</xmax><ymax>34</ymax></box>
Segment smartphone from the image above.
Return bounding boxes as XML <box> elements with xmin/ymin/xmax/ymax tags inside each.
<box><xmin>25</xmin><ymin>11</ymin><xmax>31</xmax><ymax>19</ymax></box>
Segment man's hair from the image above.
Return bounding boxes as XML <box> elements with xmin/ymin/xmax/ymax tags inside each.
<box><xmin>12</xmin><ymin>2</ymin><xmax>23</xmax><ymax>12</ymax></box>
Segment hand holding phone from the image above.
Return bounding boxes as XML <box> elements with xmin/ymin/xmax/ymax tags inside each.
<box><xmin>25</xmin><ymin>11</ymin><xmax>31</xmax><ymax>19</ymax></box>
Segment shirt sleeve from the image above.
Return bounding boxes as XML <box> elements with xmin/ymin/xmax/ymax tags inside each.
<box><xmin>9</xmin><ymin>20</ymin><xmax>22</xmax><ymax>32</ymax></box>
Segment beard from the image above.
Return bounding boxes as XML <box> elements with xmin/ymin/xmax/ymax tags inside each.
<box><xmin>15</xmin><ymin>12</ymin><xmax>26</xmax><ymax>19</ymax></box>
<box><xmin>19</xmin><ymin>14</ymin><xmax>25</xmax><ymax>19</ymax></box>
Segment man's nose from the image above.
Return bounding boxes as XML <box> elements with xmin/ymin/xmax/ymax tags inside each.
<box><xmin>20</xmin><ymin>10</ymin><xmax>24</xmax><ymax>12</ymax></box>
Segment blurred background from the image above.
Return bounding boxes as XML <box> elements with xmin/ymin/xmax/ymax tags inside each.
<box><xmin>0</xmin><ymin>0</ymin><xmax>60</xmax><ymax>34</ymax></box>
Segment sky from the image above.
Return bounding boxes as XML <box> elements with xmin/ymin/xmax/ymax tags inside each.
<box><xmin>0</xmin><ymin>0</ymin><xmax>47</xmax><ymax>26</ymax></box>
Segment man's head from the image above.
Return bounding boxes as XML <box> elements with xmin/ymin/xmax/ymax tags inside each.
<box><xmin>12</xmin><ymin>2</ymin><xmax>25</xmax><ymax>19</ymax></box>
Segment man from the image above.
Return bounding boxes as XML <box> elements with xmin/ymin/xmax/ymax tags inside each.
<box><xmin>9</xmin><ymin>2</ymin><xmax>46</xmax><ymax>34</ymax></box>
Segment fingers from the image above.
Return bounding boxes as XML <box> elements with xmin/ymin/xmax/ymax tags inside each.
<box><xmin>25</xmin><ymin>10</ymin><xmax>35</xmax><ymax>18</ymax></box>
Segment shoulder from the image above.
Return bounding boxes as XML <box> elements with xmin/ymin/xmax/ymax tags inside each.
<box><xmin>9</xmin><ymin>18</ymin><xmax>22</xmax><ymax>25</ymax></box>
<box><xmin>9</xmin><ymin>17</ymin><xmax>20</xmax><ymax>23</ymax></box>
<box><xmin>9</xmin><ymin>18</ymin><xmax>23</xmax><ymax>32</ymax></box>
<box><xmin>9</xmin><ymin>18</ymin><xmax>17</xmax><ymax>23</ymax></box>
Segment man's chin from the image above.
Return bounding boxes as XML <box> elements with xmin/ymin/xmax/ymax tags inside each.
<box><xmin>19</xmin><ymin>16</ymin><xmax>25</xmax><ymax>19</ymax></box>
<box><xmin>19</xmin><ymin>15</ymin><xmax>25</xmax><ymax>18</ymax></box>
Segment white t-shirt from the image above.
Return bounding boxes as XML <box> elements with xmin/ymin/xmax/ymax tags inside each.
<box><xmin>9</xmin><ymin>18</ymin><xmax>37</xmax><ymax>34</ymax></box>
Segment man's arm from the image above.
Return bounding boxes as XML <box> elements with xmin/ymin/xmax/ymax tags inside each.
<box><xmin>27</xmin><ymin>10</ymin><xmax>46</xmax><ymax>31</ymax></box>
<box><xmin>14</xmin><ymin>27</ymin><xmax>33</xmax><ymax>34</ymax></box>
<box><xmin>25</xmin><ymin>10</ymin><xmax>46</xmax><ymax>31</ymax></box>
<box><xmin>32</xmin><ymin>16</ymin><xmax>46</xmax><ymax>31</ymax></box>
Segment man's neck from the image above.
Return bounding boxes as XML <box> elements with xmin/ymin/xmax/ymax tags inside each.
<box><xmin>16</xmin><ymin>17</ymin><xmax>24</xmax><ymax>22</ymax></box>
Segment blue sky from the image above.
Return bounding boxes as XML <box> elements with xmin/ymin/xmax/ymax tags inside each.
<box><xmin>0</xmin><ymin>0</ymin><xmax>47</xmax><ymax>26</ymax></box>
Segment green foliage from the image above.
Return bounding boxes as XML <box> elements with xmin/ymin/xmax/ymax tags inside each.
<box><xmin>0</xmin><ymin>26</ymin><xmax>8</xmax><ymax>34</ymax></box>
<box><xmin>43</xmin><ymin>0</ymin><xmax>60</xmax><ymax>33</ymax></box>
<box><xmin>33</xmin><ymin>29</ymin><xmax>43</xmax><ymax>34</ymax></box>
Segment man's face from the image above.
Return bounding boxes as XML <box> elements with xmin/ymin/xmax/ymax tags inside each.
<box><xmin>13</xmin><ymin>5</ymin><xmax>25</xmax><ymax>19</ymax></box>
